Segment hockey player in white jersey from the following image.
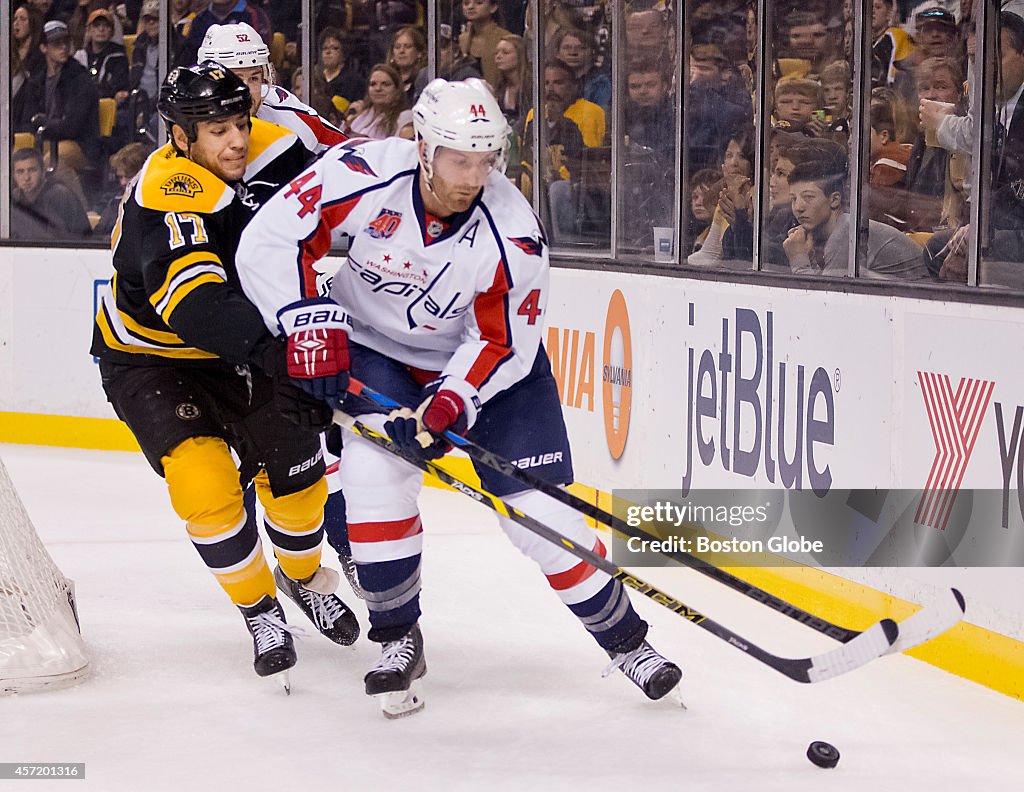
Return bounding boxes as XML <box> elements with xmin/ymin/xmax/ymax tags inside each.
<box><xmin>199</xmin><ymin>21</ymin><xmax>362</xmax><ymax>597</ymax></box>
<box><xmin>198</xmin><ymin>23</ymin><xmax>347</xmax><ymax>155</ymax></box>
<box><xmin>236</xmin><ymin>78</ymin><xmax>681</xmax><ymax>717</ymax></box>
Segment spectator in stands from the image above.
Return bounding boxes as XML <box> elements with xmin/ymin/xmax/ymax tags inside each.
<box><xmin>625</xmin><ymin>7</ymin><xmax>673</xmax><ymax>64</ymax></box>
<box><xmin>28</xmin><ymin>0</ymin><xmax>73</xmax><ymax>24</ymax></box>
<box><xmin>129</xmin><ymin>1</ymin><xmax>159</xmax><ymax>104</ymax></box>
<box><xmin>414</xmin><ymin>23</ymin><xmax>483</xmax><ymax>102</ymax></box>
<box><xmin>75</xmin><ymin>9</ymin><xmax>129</xmax><ymax>105</ymax></box>
<box><xmin>460</xmin><ymin>0</ymin><xmax>512</xmax><ymax>89</ymax></box>
<box><xmin>624</xmin><ymin>62</ymin><xmax>674</xmax><ymax>160</ymax></box>
<box><xmin>275</xmin><ymin>38</ymin><xmax>301</xmax><ymax>92</ymax></box>
<box><xmin>773</xmin><ymin>76</ymin><xmax>828</xmax><ymax>138</ymax></box>
<box><xmin>820</xmin><ymin>60</ymin><xmax>852</xmax><ymax>142</ymax></box>
<box><xmin>533</xmin><ymin>0</ymin><xmax>577</xmax><ymax>50</ymax></box>
<box><xmin>94</xmin><ymin>140</ymin><xmax>150</xmax><ymax>235</ymax></box>
<box><xmin>19</xmin><ymin>21</ymin><xmax>100</xmax><ymax>176</ymax></box>
<box><xmin>10</xmin><ymin>146</ymin><xmax>91</xmax><ymax>240</ymax></box>
<box><xmin>760</xmin><ymin>137</ymin><xmax>801</xmax><ymax>264</ymax></box>
<box><xmin>543</xmin><ymin>58</ymin><xmax>605</xmax><ymax>147</ymax></box>
<box><xmin>873</xmin><ymin>84</ymin><xmax>918</xmax><ymax>142</ymax></box>
<box><xmin>872</xmin><ymin>0</ymin><xmax>913</xmax><ymax>88</ymax></box>
<box><xmin>912</xmin><ymin>7</ymin><xmax>958</xmax><ymax>61</ymax></box>
<box><xmin>904</xmin><ymin>57</ymin><xmax>962</xmax><ymax>196</ymax></box>
<box><xmin>310</xmin><ymin>27</ymin><xmax>365</xmax><ymax>126</ymax></box>
<box><xmin>182</xmin><ymin>0</ymin><xmax>271</xmax><ymax>64</ymax></box>
<box><xmin>170</xmin><ymin>0</ymin><xmax>196</xmax><ymax>64</ymax></box>
<box><xmin>67</xmin><ymin>1</ymin><xmax>132</xmax><ymax>52</ymax></box>
<box><xmin>868</xmin><ymin>98</ymin><xmax>912</xmax><ymax>189</ymax></box>
<box><xmin>387</xmin><ymin>26</ymin><xmax>427</xmax><ymax>104</ymax></box>
<box><xmin>343</xmin><ymin>64</ymin><xmax>414</xmax><ymax>139</ymax></box>
<box><xmin>12</xmin><ymin>4</ymin><xmax>46</xmax><ymax>132</ymax></box>
<box><xmin>687</xmin><ymin>128</ymin><xmax>755</xmax><ymax>266</ymax></box>
<box><xmin>784</xmin><ymin>156</ymin><xmax>928</xmax><ymax>278</ymax></box>
<box><xmin>555</xmin><ymin>28</ymin><xmax>610</xmax><ymax>111</ymax></box>
<box><xmin>494</xmin><ymin>33</ymin><xmax>529</xmax><ymax>125</ymax></box>
<box><xmin>923</xmin><ymin>12</ymin><xmax>1024</xmax><ymax>277</ymax></box>
<box><xmin>689</xmin><ymin>41</ymin><xmax>727</xmax><ymax>89</ymax></box>
<box><xmin>688</xmin><ymin>168</ymin><xmax>723</xmax><ymax>252</ymax></box>
<box><xmin>128</xmin><ymin>1</ymin><xmax>159</xmax><ymax>142</ymax></box>
<box><xmin>686</xmin><ymin>42</ymin><xmax>752</xmax><ymax>173</ymax></box>
<box><xmin>786</xmin><ymin>11</ymin><xmax>840</xmax><ymax>76</ymax></box>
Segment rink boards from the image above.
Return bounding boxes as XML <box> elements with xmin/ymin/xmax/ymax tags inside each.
<box><xmin>1</xmin><ymin>246</ymin><xmax>1022</xmax><ymax>699</ymax></box>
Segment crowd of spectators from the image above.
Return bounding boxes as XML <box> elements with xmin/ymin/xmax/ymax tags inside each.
<box><xmin>679</xmin><ymin>0</ymin><xmax>1024</xmax><ymax>281</ymax></box>
<box><xmin>6</xmin><ymin>0</ymin><xmax>1023</xmax><ymax>285</ymax></box>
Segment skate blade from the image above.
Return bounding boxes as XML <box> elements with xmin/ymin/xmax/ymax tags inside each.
<box><xmin>266</xmin><ymin>670</ymin><xmax>291</xmax><ymax>695</ymax></box>
<box><xmin>375</xmin><ymin>679</ymin><xmax>424</xmax><ymax>719</ymax></box>
<box><xmin>670</xmin><ymin>684</ymin><xmax>687</xmax><ymax>709</ymax></box>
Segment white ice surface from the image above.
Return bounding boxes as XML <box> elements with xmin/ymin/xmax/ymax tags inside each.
<box><xmin>1</xmin><ymin>444</ymin><xmax>1022</xmax><ymax>792</ymax></box>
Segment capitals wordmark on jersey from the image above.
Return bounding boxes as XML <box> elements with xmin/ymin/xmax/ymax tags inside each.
<box><xmin>237</xmin><ymin>137</ymin><xmax>550</xmax><ymax>408</ymax></box>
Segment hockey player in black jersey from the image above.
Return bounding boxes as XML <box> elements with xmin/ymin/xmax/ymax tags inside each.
<box><xmin>90</xmin><ymin>63</ymin><xmax>358</xmax><ymax>689</ymax></box>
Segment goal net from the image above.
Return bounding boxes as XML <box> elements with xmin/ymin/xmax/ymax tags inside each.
<box><xmin>0</xmin><ymin>453</ymin><xmax>89</xmax><ymax>694</ymax></box>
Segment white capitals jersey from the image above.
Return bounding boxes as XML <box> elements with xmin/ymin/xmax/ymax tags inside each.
<box><xmin>237</xmin><ymin>137</ymin><xmax>550</xmax><ymax>409</ymax></box>
<box><xmin>257</xmin><ymin>84</ymin><xmax>347</xmax><ymax>154</ymax></box>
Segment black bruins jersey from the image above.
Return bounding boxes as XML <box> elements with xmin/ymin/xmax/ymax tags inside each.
<box><xmin>91</xmin><ymin>119</ymin><xmax>311</xmax><ymax>367</ymax></box>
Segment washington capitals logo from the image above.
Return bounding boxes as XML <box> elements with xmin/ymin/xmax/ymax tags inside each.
<box><xmin>508</xmin><ymin>235</ymin><xmax>545</xmax><ymax>257</ymax></box>
<box><xmin>275</xmin><ymin>86</ymin><xmax>289</xmax><ymax>101</ymax></box>
<box><xmin>366</xmin><ymin>208</ymin><xmax>402</xmax><ymax>239</ymax></box>
<box><xmin>161</xmin><ymin>173</ymin><xmax>203</xmax><ymax>198</ymax></box>
<box><xmin>336</xmin><ymin>140</ymin><xmax>377</xmax><ymax>176</ymax></box>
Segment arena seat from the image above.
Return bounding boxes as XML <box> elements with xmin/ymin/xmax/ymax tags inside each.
<box><xmin>98</xmin><ymin>98</ymin><xmax>117</xmax><ymax>139</ymax></box>
<box><xmin>123</xmin><ymin>34</ymin><xmax>136</xmax><ymax>63</ymax></box>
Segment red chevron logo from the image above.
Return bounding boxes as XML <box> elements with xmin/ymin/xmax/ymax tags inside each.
<box><xmin>916</xmin><ymin>372</ymin><xmax>995</xmax><ymax>530</ymax></box>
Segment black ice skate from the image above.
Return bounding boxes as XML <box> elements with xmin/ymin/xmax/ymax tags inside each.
<box><xmin>238</xmin><ymin>594</ymin><xmax>297</xmax><ymax>692</ymax></box>
<box><xmin>604</xmin><ymin>640</ymin><xmax>682</xmax><ymax>701</ymax></box>
<box><xmin>365</xmin><ymin>624</ymin><xmax>426</xmax><ymax>718</ymax></box>
<box><xmin>337</xmin><ymin>551</ymin><xmax>365</xmax><ymax>600</ymax></box>
<box><xmin>274</xmin><ymin>565</ymin><xmax>360</xmax><ymax>646</ymax></box>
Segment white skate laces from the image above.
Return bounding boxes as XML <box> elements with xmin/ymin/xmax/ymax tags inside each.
<box><xmin>602</xmin><ymin>641</ymin><xmax>683</xmax><ymax>702</ymax></box>
<box><xmin>374</xmin><ymin>633</ymin><xmax>418</xmax><ymax>673</ymax></box>
<box><xmin>297</xmin><ymin>585</ymin><xmax>347</xmax><ymax>632</ymax></box>
<box><xmin>602</xmin><ymin>643</ymin><xmax>666</xmax><ymax>687</ymax></box>
<box><xmin>245</xmin><ymin>609</ymin><xmax>308</xmax><ymax>655</ymax></box>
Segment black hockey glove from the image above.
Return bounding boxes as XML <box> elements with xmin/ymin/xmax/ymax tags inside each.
<box><xmin>253</xmin><ymin>336</ymin><xmax>335</xmax><ymax>432</ymax></box>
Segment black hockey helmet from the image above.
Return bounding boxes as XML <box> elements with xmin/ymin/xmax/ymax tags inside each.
<box><xmin>158</xmin><ymin>61</ymin><xmax>252</xmax><ymax>143</ymax></box>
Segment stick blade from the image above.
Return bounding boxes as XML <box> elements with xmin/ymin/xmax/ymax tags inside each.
<box><xmin>806</xmin><ymin>618</ymin><xmax>899</xmax><ymax>683</ymax></box>
<box><xmin>887</xmin><ymin>587</ymin><xmax>966</xmax><ymax>655</ymax></box>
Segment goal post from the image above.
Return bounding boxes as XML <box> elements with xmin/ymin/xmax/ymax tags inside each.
<box><xmin>0</xmin><ymin>453</ymin><xmax>89</xmax><ymax>694</ymax></box>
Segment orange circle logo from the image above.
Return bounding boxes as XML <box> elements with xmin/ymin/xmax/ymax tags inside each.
<box><xmin>602</xmin><ymin>289</ymin><xmax>632</xmax><ymax>459</ymax></box>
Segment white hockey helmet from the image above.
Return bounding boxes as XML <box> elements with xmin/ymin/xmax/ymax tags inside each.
<box><xmin>198</xmin><ymin>23</ymin><xmax>274</xmax><ymax>84</ymax></box>
<box><xmin>413</xmin><ymin>78</ymin><xmax>510</xmax><ymax>179</ymax></box>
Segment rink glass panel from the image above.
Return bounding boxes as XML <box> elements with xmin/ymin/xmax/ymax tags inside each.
<box><xmin>1</xmin><ymin>1</ymin><xmax>1023</xmax><ymax>299</ymax></box>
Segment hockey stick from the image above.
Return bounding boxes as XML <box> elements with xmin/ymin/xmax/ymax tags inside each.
<box><xmin>348</xmin><ymin>380</ymin><xmax>965</xmax><ymax>653</ymax></box>
<box><xmin>334</xmin><ymin>409</ymin><xmax>899</xmax><ymax>684</ymax></box>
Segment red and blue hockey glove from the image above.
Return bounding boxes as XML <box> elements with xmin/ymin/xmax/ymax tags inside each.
<box><xmin>277</xmin><ymin>298</ymin><xmax>351</xmax><ymax>408</ymax></box>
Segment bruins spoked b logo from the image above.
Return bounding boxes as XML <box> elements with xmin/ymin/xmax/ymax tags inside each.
<box><xmin>175</xmin><ymin>403</ymin><xmax>201</xmax><ymax>421</ymax></box>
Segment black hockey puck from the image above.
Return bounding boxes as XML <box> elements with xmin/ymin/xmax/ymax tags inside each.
<box><xmin>806</xmin><ymin>741</ymin><xmax>840</xmax><ymax>769</ymax></box>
